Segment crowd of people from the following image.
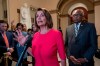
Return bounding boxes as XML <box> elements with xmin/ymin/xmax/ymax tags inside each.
<box><xmin>0</xmin><ymin>20</ymin><xmax>37</xmax><ymax>66</ymax></box>
<box><xmin>0</xmin><ymin>8</ymin><xmax>98</xmax><ymax>66</ymax></box>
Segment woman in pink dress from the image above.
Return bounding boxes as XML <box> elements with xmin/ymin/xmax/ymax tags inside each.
<box><xmin>14</xmin><ymin>8</ymin><xmax>66</xmax><ymax>66</ymax></box>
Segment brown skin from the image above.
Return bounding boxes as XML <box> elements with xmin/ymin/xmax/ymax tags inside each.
<box><xmin>71</xmin><ymin>9</ymin><xmax>84</xmax><ymax>23</ymax></box>
<box><xmin>0</xmin><ymin>23</ymin><xmax>14</xmax><ymax>55</ymax></box>
<box><xmin>69</xmin><ymin>9</ymin><xmax>88</xmax><ymax>65</ymax></box>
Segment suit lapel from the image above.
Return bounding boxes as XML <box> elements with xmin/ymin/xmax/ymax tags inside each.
<box><xmin>70</xmin><ymin>24</ymin><xmax>75</xmax><ymax>37</ymax></box>
<box><xmin>68</xmin><ymin>24</ymin><xmax>76</xmax><ymax>43</ymax></box>
<box><xmin>0</xmin><ymin>33</ymin><xmax>6</xmax><ymax>46</ymax></box>
<box><xmin>77</xmin><ymin>22</ymin><xmax>86</xmax><ymax>37</ymax></box>
<box><xmin>6</xmin><ymin>32</ymin><xmax>10</xmax><ymax>43</ymax></box>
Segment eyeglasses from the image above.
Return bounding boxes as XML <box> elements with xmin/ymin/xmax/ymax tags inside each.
<box><xmin>1</xmin><ymin>25</ymin><xmax>7</xmax><ymax>28</ymax></box>
<box><xmin>72</xmin><ymin>14</ymin><xmax>82</xmax><ymax>17</ymax></box>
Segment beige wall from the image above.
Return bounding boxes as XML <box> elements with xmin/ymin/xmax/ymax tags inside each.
<box><xmin>7</xmin><ymin>0</ymin><xmax>59</xmax><ymax>29</ymax></box>
<box><xmin>95</xmin><ymin>5</ymin><xmax>100</xmax><ymax>35</ymax></box>
<box><xmin>88</xmin><ymin>13</ymin><xmax>95</xmax><ymax>23</ymax></box>
<box><xmin>0</xmin><ymin>0</ymin><xmax>4</xmax><ymax>20</ymax></box>
<box><xmin>51</xmin><ymin>13</ymin><xmax>58</xmax><ymax>29</ymax></box>
<box><xmin>7</xmin><ymin>0</ymin><xmax>40</xmax><ymax>26</ymax></box>
<box><xmin>60</xmin><ymin>17</ymin><xmax>69</xmax><ymax>40</ymax></box>
<box><xmin>37</xmin><ymin>0</ymin><xmax>59</xmax><ymax>10</ymax></box>
<box><xmin>95</xmin><ymin>4</ymin><xmax>100</xmax><ymax>48</ymax></box>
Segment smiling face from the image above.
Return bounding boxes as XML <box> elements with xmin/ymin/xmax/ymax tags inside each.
<box><xmin>36</xmin><ymin>11</ymin><xmax>47</xmax><ymax>27</ymax></box>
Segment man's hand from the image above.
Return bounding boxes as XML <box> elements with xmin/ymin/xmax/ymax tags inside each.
<box><xmin>69</xmin><ymin>56</ymin><xmax>81</xmax><ymax>65</ymax></box>
<box><xmin>77</xmin><ymin>58</ymin><xmax>88</xmax><ymax>63</ymax></box>
<box><xmin>7</xmin><ymin>48</ymin><xmax>14</xmax><ymax>53</ymax></box>
<box><xmin>5</xmin><ymin>52</ymin><xmax>11</xmax><ymax>56</ymax></box>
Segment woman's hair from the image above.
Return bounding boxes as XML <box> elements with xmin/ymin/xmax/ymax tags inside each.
<box><xmin>35</xmin><ymin>8</ymin><xmax>53</xmax><ymax>29</ymax></box>
<box><xmin>16</xmin><ymin>23</ymin><xmax>23</xmax><ymax>28</ymax></box>
<box><xmin>32</xmin><ymin>23</ymin><xmax>38</xmax><ymax>32</ymax></box>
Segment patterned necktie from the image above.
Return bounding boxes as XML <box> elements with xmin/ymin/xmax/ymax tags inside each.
<box><xmin>2</xmin><ymin>33</ymin><xmax>9</xmax><ymax>48</ymax></box>
<box><xmin>75</xmin><ymin>23</ymin><xmax>79</xmax><ymax>37</ymax></box>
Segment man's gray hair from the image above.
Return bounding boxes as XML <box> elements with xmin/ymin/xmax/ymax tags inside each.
<box><xmin>72</xmin><ymin>9</ymin><xmax>84</xmax><ymax>16</ymax></box>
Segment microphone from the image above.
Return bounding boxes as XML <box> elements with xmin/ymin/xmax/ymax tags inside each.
<box><xmin>16</xmin><ymin>35</ymin><xmax>32</xmax><ymax>66</ymax></box>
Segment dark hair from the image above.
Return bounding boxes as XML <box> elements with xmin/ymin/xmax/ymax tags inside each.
<box><xmin>0</xmin><ymin>20</ymin><xmax>9</xmax><ymax>29</ymax></box>
<box><xmin>35</xmin><ymin>8</ymin><xmax>53</xmax><ymax>29</ymax></box>
<box><xmin>16</xmin><ymin>23</ymin><xmax>23</xmax><ymax>28</ymax></box>
<box><xmin>28</xmin><ymin>28</ymin><xmax>32</xmax><ymax>32</ymax></box>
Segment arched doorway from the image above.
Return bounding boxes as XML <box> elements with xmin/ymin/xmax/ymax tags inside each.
<box><xmin>57</xmin><ymin>0</ymin><xmax>94</xmax><ymax>40</ymax></box>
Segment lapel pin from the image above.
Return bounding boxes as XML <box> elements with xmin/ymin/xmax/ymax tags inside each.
<box><xmin>81</xmin><ymin>25</ymin><xmax>83</xmax><ymax>26</ymax></box>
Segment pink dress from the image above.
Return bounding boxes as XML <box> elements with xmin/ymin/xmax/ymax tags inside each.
<box><xmin>32</xmin><ymin>29</ymin><xmax>66</xmax><ymax>66</ymax></box>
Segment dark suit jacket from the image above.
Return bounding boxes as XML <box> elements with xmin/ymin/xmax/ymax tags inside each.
<box><xmin>65</xmin><ymin>22</ymin><xmax>97</xmax><ymax>66</ymax></box>
<box><xmin>0</xmin><ymin>31</ymin><xmax>14</xmax><ymax>57</ymax></box>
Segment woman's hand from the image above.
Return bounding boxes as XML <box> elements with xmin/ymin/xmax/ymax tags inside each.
<box><xmin>13</xmin><ymin>29</ymin><xmax>29</xmax><ymax>45</ymax></box>
<box><xmin>61</xmin><ymin>59</ymin><xmax>66</xmax><ymax>66</ymax></box>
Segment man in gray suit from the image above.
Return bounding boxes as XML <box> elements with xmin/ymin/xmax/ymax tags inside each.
<box><xmin>65</xmin><ymin>9</ymin><xmax>97</xmax><ymax>66</ymax></box>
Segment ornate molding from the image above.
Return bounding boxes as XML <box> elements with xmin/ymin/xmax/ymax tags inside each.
<box><xmin>57</xmin><ymin>0</ymin><xmax>68</xmax><ymax>10</ymax></box>
<box><xmin>94</xmin><ymin>1</ymin><xmax>100</xmax><ymax>6</ymax></box>
<box><xmin>59</xmin><ymin>14</ymin><xmax>69</xmax><ymax>17</ymax></box>
<box><xmin>49</xmin><ymin>10</ymin><xmax>58</xmax><ymax>14</ymax></box>
<box><xmin>59</xmin><ymin>10</ymin><xmax>94</xmax><ymax>18</ymax></box>
<box><xmin>88</xmin><ymin>10</ymin><xmax>94</xmax><ymax>14</ymax></box>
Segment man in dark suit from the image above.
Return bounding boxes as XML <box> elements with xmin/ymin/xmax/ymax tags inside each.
<box><xmin>0</xmin><ymin>20</ymin><xmax>14</xmax><ymax>66</ymax></box>
<box><xmin>65</xmin><ymin>9</ymin><xmax>97</xmax><ymax>66</ymax></box>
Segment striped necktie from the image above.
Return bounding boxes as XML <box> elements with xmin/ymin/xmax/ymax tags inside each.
<box><xmin>75</xmin><ymin>23</ymin><xmax>79</xmax><ymax>36</ymax></box>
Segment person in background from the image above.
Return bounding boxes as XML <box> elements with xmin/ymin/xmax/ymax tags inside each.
<box><xmin>27</xmin><ymin>24</ymin><xmax>38</xmax><ymax>66</ymax></box>
<box><xmin>31</xmin><ymin>24</ymin><xmax>38</xmax><ymax>36</ymax></box>
<box><xmin>58</xmin><ymin>27</ymin><xmax>62</xmax><ymax>34</ymax></box>
<box><xmin>22</xmin><ymin>24</ymin><xmax>28</xmax><ymax>37</ymax></box>
<box><xmin>65</xmin><ymin>9</ymin><xmax>97</xmax><ymax>66</ymax></box>
<box><xmin>11</xmin><ymin>20</ymin><xmax>16</xmax><ymax>32</ymax></box>
<box><xmin>23</xmin><ymin>24</ymin><xmax>27</xmax><ymax>32</ymax></box>
<box><xmin>12</xmin><ymin>23</ymin><xmax>28</xmax><ymax>66</ymax></box>
<box><xmin>31</xmin><ymin>23</ymin><xmax>38</xmax><ymax>66</ymax></box>
<box><xmin>27</xmin><ymin>28</ymin><xmax>32</xmax><ymax>35</ymax></box>
<box><xmin>0</xmin><ymin>20</ymin><xmax>14</xmax><ymax>66</ymax></box>
<box><xmin>14</xmin><ymin>8</ymin><xmax>66</xmax><ymax>66</ymax></box>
